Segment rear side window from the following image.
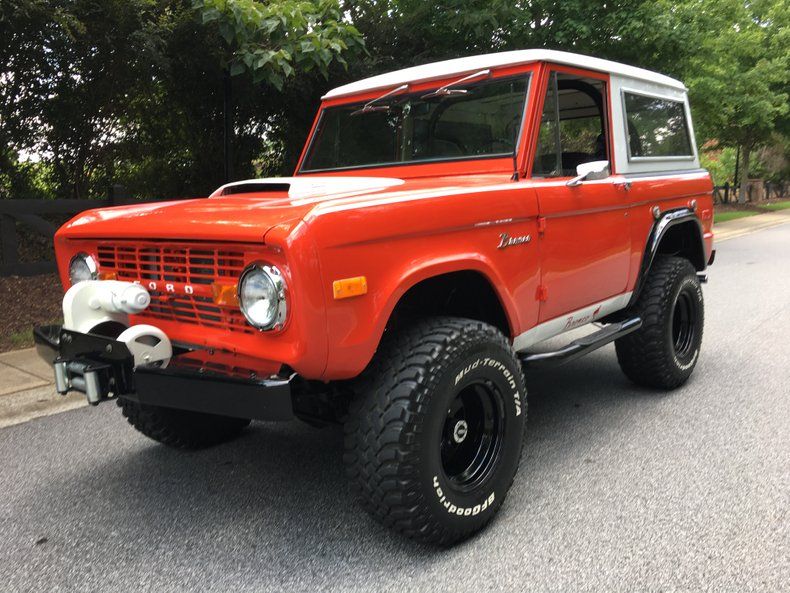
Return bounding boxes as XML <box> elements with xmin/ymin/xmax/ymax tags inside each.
<box><xmin>623</xmin><ymin>92</ymin><xmax>692</xmax><ymax>159</ymax></box>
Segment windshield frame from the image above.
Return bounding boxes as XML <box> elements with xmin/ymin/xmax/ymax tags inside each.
<box><xmin>296</xmin><ymin>69</ymin><xmax>533</xmax><ymax>175</ymax></box>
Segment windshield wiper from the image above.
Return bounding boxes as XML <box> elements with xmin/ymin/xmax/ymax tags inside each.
<box><xmin>420</xmin><ymin>69</ymin><xmax>491</xmax><ymax>100</ymax></box>
<box><xmin>350</xmin><ymin>84</ymin><xmax>410</xmax><ymax>116</ymax></box>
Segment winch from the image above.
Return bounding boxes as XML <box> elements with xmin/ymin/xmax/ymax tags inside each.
<box><xmin>54</xmin><ymin>280</ymin><xmax>174</xmax><ymax>403</ymax></box>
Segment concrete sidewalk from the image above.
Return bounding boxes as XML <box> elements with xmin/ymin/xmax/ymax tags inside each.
<box><xmin>0</xmin><ymin>348</ymin><xmax>85</xmax><ymax>428</ymax></box>
<box><xmin>0</xmin><ymin>207</ymin><xmax>787</xmax><ymax>428</ymax></box>
<box><xmin>714</xmin><ymin>208</ymin><xmax>790</xmax><ymax>242</ymax></box>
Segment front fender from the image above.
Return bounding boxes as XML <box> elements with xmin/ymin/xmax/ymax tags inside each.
<box><xmin>303</xmin><ymin>178</ymin><xmax>540</xmax><ymax>380</ymax></box>
<box><xmin>320</xmin><ymin>255</ymin><xmax>520</xmax><ymax>380</ymax></box>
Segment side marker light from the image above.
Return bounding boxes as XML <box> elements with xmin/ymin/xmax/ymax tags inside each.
<box><xmin>333</xmin><ymin>276</ymin><xmax>368</xmax><ymax>300</ymax></box>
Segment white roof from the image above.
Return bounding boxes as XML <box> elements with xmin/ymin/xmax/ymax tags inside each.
<box><xmin>323</xmin><ymin>49</ymin><xmax>686</xmax><ymax>99</ymax></box>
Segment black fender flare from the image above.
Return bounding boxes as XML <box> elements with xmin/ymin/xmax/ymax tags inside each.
<box><xmin>628</xmin><ymin>208</ymin><xmax>706</xmax><ymax>308</ymax></box>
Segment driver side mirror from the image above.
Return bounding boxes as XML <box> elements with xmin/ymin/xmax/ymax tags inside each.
<box><xmin>566</xmin><ymin>160</ymin><xmax>610</xmax><ymax>187</ymax></box>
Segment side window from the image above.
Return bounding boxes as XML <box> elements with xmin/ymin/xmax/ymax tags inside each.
<box><xmin>623</xmin><ymin>92</ymin><xmax>693</xmax><ymax>158</ymax></box>
<box><xmin>532</xmin><ymin>72</ymin><xmax>609</xmax><ymax>178</ymax></box>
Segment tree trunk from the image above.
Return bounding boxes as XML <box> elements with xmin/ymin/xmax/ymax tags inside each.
<box><xmin>737</xmin><ymin>143</ymin><xmax>751</xmax><ymax>204</ymax></box>
<box><xmin>223</xmin><ymin>70</ymin><xmax>234</xmax><ymax>183</ymax></box>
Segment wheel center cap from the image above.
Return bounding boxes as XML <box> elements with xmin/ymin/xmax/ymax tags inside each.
<box><xmin>453</xmin><ymin>420</ymin><xmax>469</xmax><ymax>443</ymax></box>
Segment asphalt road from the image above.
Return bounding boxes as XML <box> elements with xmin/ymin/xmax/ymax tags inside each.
<box><xmin>1</xmin><ymin>224</ymin><xmax>788</xmax><ymax>593</ymax></box>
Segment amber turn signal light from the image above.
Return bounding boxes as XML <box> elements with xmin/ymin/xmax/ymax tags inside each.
<box><xmin>98</xmin><ymin>271</ymin><xmax>117</xmax><ymax>281</ymax></box>
<box><xmin>333</xmin><ymin>276</ymin><xmax>368</xmax><ymax>300</ymax></box>
<box><xmin>212</xmin><ymin>282</ymin><xmax>239</xmax><ymax>306</ymax></box>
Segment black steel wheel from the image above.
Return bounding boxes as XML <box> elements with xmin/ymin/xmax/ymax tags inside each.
<box><xmin>671</xmin><ymin>290</ymin><xmax>699</xmax><ymax>360</ymax></box>
<box><xmin>440</xmin><ymin>380</ymin><xmax>505</xmax><ymax>492</ymax></box>
<box><xmin>344</xmin><ymin>317</ymin><xmax>526</xmax><ymax>545</ymax></box>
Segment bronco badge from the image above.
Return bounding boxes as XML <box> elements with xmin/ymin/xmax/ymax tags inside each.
<box><xmin>497</xmin><ymin>232</ymin><xmax>531</xmax><ymax>249</ymax></box>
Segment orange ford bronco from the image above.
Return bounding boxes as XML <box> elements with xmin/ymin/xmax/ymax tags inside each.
<box><xmin>35</xmin><ymin>50</ymin><xmax>714</xmax><ymax>545</ymax></box>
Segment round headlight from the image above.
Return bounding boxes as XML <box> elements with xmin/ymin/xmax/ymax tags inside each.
<box><xmin>238</xmin><ymin>264</ymin><xmax>287</xmax><ymax>330</ymax></box>
<box><xmin>68</xmin><ymin>253</ymin><xmax>98</xmax><ymax>285</ymax></box>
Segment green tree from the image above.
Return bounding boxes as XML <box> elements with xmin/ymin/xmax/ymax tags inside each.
<box><xmin>0</xmin><ymin>0</ymin><xmax>60</xmax><ymax>198</ymax></box>
<box><xmin>193</xmin><ymin>0</ymin><xmax>363</xmax><ymax>179</ymax></box>
<box><xmin>685</xmin><ymin>0</ymin><xmax>789</xmax><ymax>202</ymax></box>
<box><xmin>195</xmin><ymin>0</ymin><xmax>363</xmax><ymax>89</ymax></box>
<box><xmin>1</xmin><ymin>0</ymin><xmax>177</xmax><ymax>199</ymax></box>
<box><xmin>0</xmin><ymin>0</ymin><xmax>362</xmax><ymax>199</ymax></box>
<box><xmin>2</xmin><ymin>0</ymin><xmax>787</xmax><ymax>201</ymax></box>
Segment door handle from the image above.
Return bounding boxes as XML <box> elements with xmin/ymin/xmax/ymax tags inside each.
<box><xmin>614</xmin><ymin>180</ymin><xmax>632</xmax><ymax>192</ymax></box>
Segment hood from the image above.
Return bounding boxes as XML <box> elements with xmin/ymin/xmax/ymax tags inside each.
<box><xmin>58</xmin><ymin>176</ymin><xmax>405</xmax><ymax>243</ymax></box>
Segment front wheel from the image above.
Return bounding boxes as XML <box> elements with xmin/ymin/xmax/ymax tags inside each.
<box><xmin>118</xmin><ymin>399</ymin><xmax>251</xmax><ymax>449</ymax></box>
<box><xmin>343</xmin><ymin>318</ymin><xmax>527</xmax><ymax>545</ymax></box>
<box><xmin>616</xmin><ymin>256</ymin><xmax>704</xmax><ymax>389</ymax></box>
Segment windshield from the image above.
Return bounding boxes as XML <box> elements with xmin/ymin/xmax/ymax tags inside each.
<box><xmin>301</xmin><ymin>75</ymin><xmax>530</xmax><ymax>172</ymax></box>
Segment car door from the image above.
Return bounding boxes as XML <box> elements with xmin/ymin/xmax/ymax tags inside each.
<box><xmin>530</xmin><ymin>67</ymin><xmax>632</xmax><ymax>324</ymax></box>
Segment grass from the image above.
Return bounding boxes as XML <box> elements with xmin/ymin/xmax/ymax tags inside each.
<box><xmin>715</xmin><ymin>199</ymin><xmax>790</xmax><ymax>224</ymax></box>
<box><xmin>714</xmin><ymin>210</ymin><xmax>760</xmax><ymax>224</ymax></box>
<box><xmin>4</xmin><ymin>318</ymin><xmax>60</xmax><ymax>352</ymax></box>
<box><xmin>758</xmin><ymin>199</ymin><xmax>790</xmax><ymax>212</ymax></box>
<box><xmin>8</xmin><ymin>328</ymin><xmax>34</xmax><ymax>350</ymax></box>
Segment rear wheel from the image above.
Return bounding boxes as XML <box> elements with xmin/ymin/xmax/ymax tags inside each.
<box><xmin>118</xmin><ymin>399</ymin><xmax>250</xmax><ymax>449</ymax></box>
<box><xmin>344</xmin><ymin>317</ymin><xmax>526</xmax><ymax>545</ymax></box>
<box><xmin>616</xmin><ymin>256</ymin><xmax>704</xmax><ymax>389</ymax></box>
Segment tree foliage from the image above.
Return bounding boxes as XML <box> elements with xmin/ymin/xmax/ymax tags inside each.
<box><xmin>194</xmin><ymin>0</ymin><xmax>363</xmax><ymax>89</ymax></box>
<box><xmin>682</xmin><ymin>0</ymin><xmax>788</xmax><ymax>198</ymax></box>
<box><xmin>0</xmin><ymin>0</ymin><xmax>362</xmax><ymax>199</ymax></box>
<box><xmin>0</xmin><ymin>0</ymin><xmax>787</xmax><ymax>201</ymax></box>
<box><xmin>688</xmin><ymin>0</ymin><xmax>788</xmax><ymax>145</ymax></box>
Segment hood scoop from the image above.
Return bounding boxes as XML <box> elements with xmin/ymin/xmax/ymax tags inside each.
<box><xmin>210</xmin><ymin>176</ymin><xmax>404</xmax><ymax>201</ymax></box>
<box><xmin>220</xmin><ymin>182</ymin><xmax>291</xmax><ymax>196</ymax></box>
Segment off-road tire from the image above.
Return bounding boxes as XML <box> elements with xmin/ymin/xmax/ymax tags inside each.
<box><xmin>616</xmin><ymin>256</ymin><xmax>704</xmax><ymax>389</ymax></box>
<box><xmin>343</xmin><ymin>317</ymin><xmax>527</xmax><ymax>545</ymax></box>
<box><xmin>118</xmin><ymin>399</ymin><xmax>251</xmax><ymax>449</ymax></box>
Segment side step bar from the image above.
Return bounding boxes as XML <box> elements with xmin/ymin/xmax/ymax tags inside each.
<box><xmin>519</xmin><ymin>317</ymin><xmax>642</xmax><ymax>369</ymax></box>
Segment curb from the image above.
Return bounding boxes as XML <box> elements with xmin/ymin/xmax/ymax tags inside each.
<box><xmin>714</xmin><ymin>210</ymin><xmax>790</xmax><ymax>242</ymax></box>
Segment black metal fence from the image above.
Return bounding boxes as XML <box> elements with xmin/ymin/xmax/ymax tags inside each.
<box><xmin>713</xmin><ymin>181</ymin><xmax>788</xmax><ymax>204</ymax></box>
<box><xmin>1</xmin><ymin>199</ymin><xmax>101</xmax><ymax>276</ymax></box>
<box><xmin>0</xmin><ymin>191</ymin><xmax>183</xmax><ymax>277</ymax></box>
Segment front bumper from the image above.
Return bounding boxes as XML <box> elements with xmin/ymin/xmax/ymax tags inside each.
<box><xmin>34</xmin><ymin>325</ymin><xmax>294</xmax><ymax>421</ymax></box>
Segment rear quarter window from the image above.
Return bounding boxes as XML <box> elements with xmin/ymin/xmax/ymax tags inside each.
<box><xmin>623</xmin><ymin>92</ymin><xmax>693</xmax><ymax>159</ymax></box>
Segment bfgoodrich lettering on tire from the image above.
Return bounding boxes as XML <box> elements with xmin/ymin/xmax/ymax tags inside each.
<box><xmin>343</xmin><ymin>317</ymin><xmax>527</xmax><ymax>545</ymax></box>
<box><xmin>616</xmin><ymin>256</ymin><xmax>704</xmax><ymax>389</ymax></box>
